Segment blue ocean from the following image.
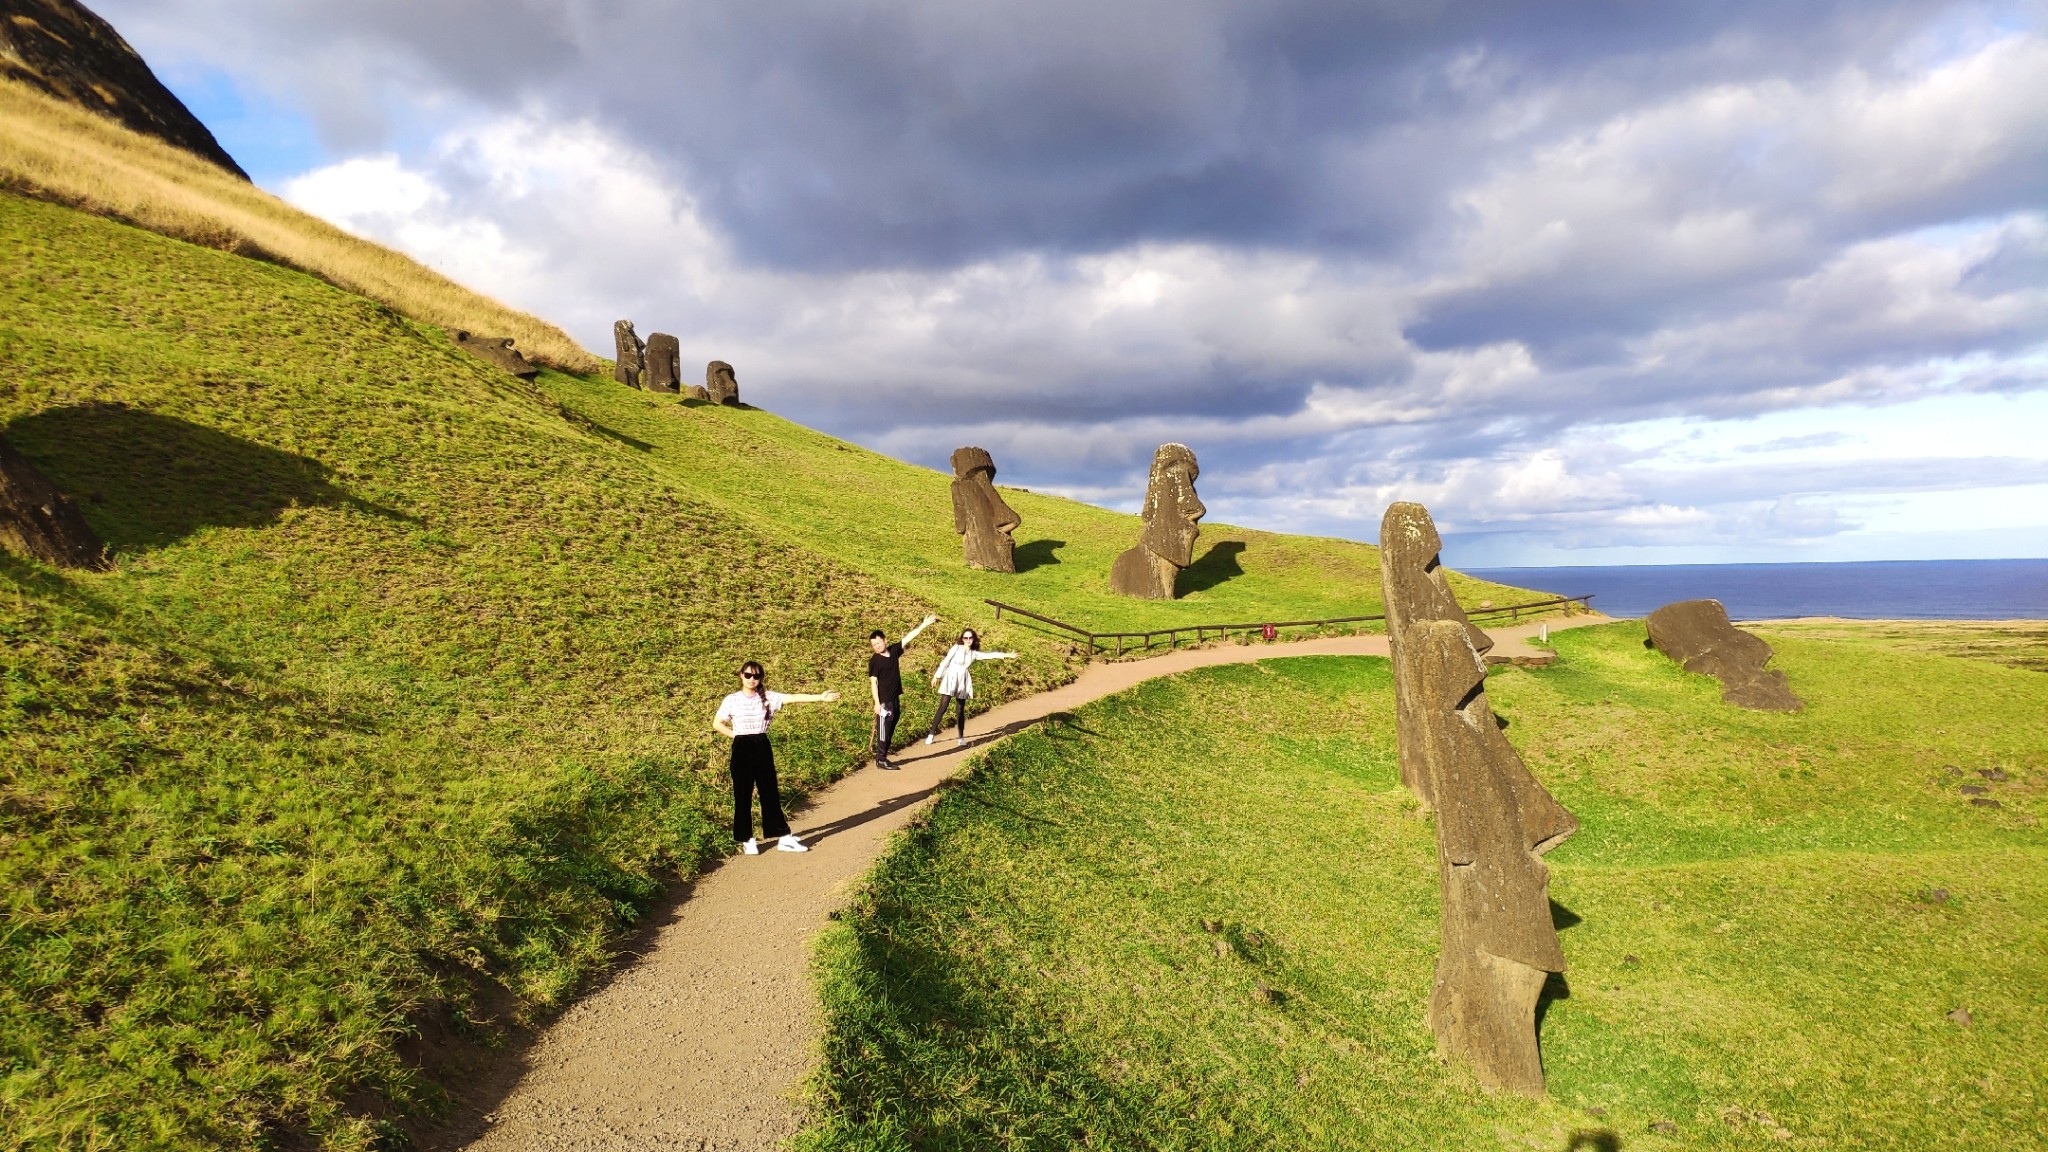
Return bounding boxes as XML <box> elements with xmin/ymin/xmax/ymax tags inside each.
<box><xmin>1465</xmin><ymin>558</ymin><xmax>2048</xmax><ymax>621</ymax></box>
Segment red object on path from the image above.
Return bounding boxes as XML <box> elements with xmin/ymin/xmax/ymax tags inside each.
<box><xmin>1261</xmin><ymin>624</ymin><xmax>1277</xmax><ymax>641</ymax></box>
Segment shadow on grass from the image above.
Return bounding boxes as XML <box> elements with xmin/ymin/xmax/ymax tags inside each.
<box><xmin>3</xmin><ymin>403</ymin><xmax>408</xmax><ymax>553</ymax></box>
<box><xmin>1013</xmin><ymin>538</ymin><xmax>1065</xmax><ymax>573</ymax></box>
<box><xmin>1565</xmin><ymin>1130</ymin><xmax>1622</xmax><ymax>1151</ymax></box>
<box><xmin>1180</xmin><ymin>540</ymin><xmax>1247</xmax><ymax>594</ymax></box>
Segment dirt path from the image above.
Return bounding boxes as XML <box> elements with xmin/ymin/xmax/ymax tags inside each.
<box><xmin>449</xmin><ymin>618</ymin><xmax>1599</xmax><ymax>1151</ymax></box>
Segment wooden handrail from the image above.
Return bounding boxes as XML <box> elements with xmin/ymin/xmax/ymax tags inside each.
<box><xmin>986</xmin><ymin>594</ymin><xmax>1594</xmax><ymax>657</ymax></box>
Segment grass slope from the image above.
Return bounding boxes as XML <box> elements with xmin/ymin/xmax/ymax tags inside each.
<box><xmin>804</xmin><ymin>623</ymin><xmax>2046</xmax><ymax>1150</ymax></box>
<box><xmin>0</xmin><ymin>190</ymin><xmax>1533</xmax><ymax>1148</ymax></box>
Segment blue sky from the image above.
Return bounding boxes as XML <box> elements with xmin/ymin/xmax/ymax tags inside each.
<box><xmin>101</xmin><ymin>0</ymin><xmax>2048</xmax><ymax>566</ymax></box>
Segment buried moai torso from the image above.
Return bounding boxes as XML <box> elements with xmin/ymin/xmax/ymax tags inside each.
<box><xmin>1410</xmin><ymin>618</ymin><xmax>1578</xmax><ymax>1096</ymax></box>
<box><xmin>1110</xmin><ymin>443</ymin><xmax>1203</xmax><ymax>599</ymax></box>
<box><xmin>1380</xmin><ymin>501</ymin><xmax>1495</xmax><ymax>808</ymax></box>
<box><xmin>613</xmin><ymin>320</ymin><xmax>645</xmax><ymax>388</ymax></box>
<box><xmin>950</xmin><ymin>447</ymin><xmax>1021</xmax><ymax>572</ymax></box>
<box><xmin>705</xmin><ymin>361</ymin><xmax>740</xmax><ymax>406</ymax></box>
<box><xmin>643</xmin><ymin>333</ymin><xmax>681</xmax><ymax>393</ymax></box>
<box><xmin>451</xmin><ymin>331</ymin><xmax>539</xmax><ymax>380</ymax></box>
<box><xmin>1646</xmin><ymin>599</ymin><xmax>1803</xmax><ymax>711</ymax></box>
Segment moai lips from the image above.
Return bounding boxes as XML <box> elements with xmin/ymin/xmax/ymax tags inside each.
<box><xmin>950</xmin><ymin>447</ymin><xmax>1020</xmax><ymax>573</ymax></box>
<box><xmin>1412</xmin><ymin>618</ymin><xmax>1577</xmax><ymax>1096</ymax></box>
<box><xmin>1646</xmin><ymin>599</ymin><xmax>1803</xmax><ymax>711</ymax></box>
<box><xmin>1380</xmin><ymin>501</ymin><xmax>1494</xmax><ymax>808</ymax></box>
<box><xmin>1110</xmin><ymin>443</ymin><xmax>1203</xmax><ymax>599</ymax></box>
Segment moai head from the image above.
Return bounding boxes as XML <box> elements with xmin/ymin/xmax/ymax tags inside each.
<box><xmin>452</xmin><ymin>331</ymin><xmax>539</xmax><ymax>380</ymax></box>
<box><xmin>1137</xmin><ymin>443</ymin><xmax>1204</xmax><ymax>568</ymax></box>
<box><xmin>613</xmin><ymin>320</ymin><xmax>645</xmax><ymax>388</ymax></box>
<box><xmin>1411</xmin><ymin>618</ymin><xmax>1577</xmax><ymax>1096</ymax></box>
<box><xmin>1380</xmin><ymin>501</ymin><xmax>1494</xmax><ymax>660</ymax></box>
<box><xmin>1646</xmin><ymin>599</ymin><xmax>1802</xmax><ymax>711</ymax></box>
<box><xmin>706</xmin><ymin>361</ymin><xmax>741</xmax><ymax>406</ymax></box>
<box><xmin>643</xmin><ymin>333</ymin><xmax>682</xmax><ymax>393</ymax></box>
<box><xmin>949</xmin><ymin>446</ymin><xmax>1021</xmax><ymax>573</ymax></box>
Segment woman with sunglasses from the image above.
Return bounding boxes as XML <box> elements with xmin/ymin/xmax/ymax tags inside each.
<box><xmin>924</xmin><ymin>627</ymin><xmax>1017</xmax><ymax>748</ymax></box>
<box><xmin>714</xmin><ymin>661</ymin><xmax>840</xmax><ymax>854</ymax></box>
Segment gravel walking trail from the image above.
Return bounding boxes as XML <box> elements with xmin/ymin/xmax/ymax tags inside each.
<box><xmin>447</xmin><ymin>618</ymin><xmax>1598</xmax><ymax>1151</ymax></box>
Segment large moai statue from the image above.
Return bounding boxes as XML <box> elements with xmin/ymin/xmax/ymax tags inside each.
<box><xmin>613</xmin><ymin>320</ymin><xmax>646</xmax><ymax>388</ymax></box>
<box><xmin>1646</xmin><ymin>599</ymin><xmax>1803</xmax><ymax>711</ymax></box>
<box><xmin>643</xmin><ymin>333</ymin><xmax>681</xmax><ymax>393</ymax></box>
<box><xmin>1109</xmin><ymin>443</ymin><xmax>1203</xmax><ymax>599</ymax></box>
<box><xmin>1410</xmin><ymin>618</ymin><xmax>1578</xmax><ymax>1096</ymax></box>
<box><xmin>950</xmin><ymin>447</ymin><xmax>1021</xmax><ymax>572</ymax></box>
<box><xmin>1380</xmin><ymin>501</ymin><xmax>1495</xmax><ymax>808</ymax></box>
<box><xmin>0</xmin><ymin>433</ymin><xmax>107</xmax><ymax>569</ymax></box>
<box><xmin>452</xmin><ymin>331</ymin><xmax>540</xmax><ymax>380</ymax></box>
<box><xmin>705</xmin><ymin>361</ymin><xmax>741</xmax><ymax>406</ymax></box>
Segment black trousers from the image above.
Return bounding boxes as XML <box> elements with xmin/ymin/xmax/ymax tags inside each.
<box><xmin>928</xmin><ymin>693</ymin><xmax>967</xmax><ymax>739</ymax></box>
<box><xmin>729</xmin><ymin>734</ymin><xmax>789</xmax><ymax>842</ymax></box>
<box><xmin>873</xmin><ymin>697</ymin><xmax>902</xmax><ymax>760</ymax></box>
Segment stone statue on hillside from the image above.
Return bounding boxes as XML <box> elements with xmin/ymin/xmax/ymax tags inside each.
<box><xmin>643</xmin><ymin>333</ymin><xmax>681</xmax><ymax>393</ymax></box>
<box><xmin>1381</xmin><ymin>501</ymin><xmax>1495</xmax><ymax>808</ymax></box>
<box><xmin>950</xmin><ymin>447</ymin><xmax>1021</xmax><ymax>573</ymax></box>
<box><xmin>452</xmin><ymin>331</ymin><xmax>539</xmax><ymax>380</ymax></box>
<box><xmin>613</xmin><ymin>320</ymin><xmax>645</xmax><ymax>388</ymax></box>
<box><xmin>1110</xmin><ymin>443</ymin><xmax>1203</xmax><ymax>599</ymax></box>
<box><xmin>0</xmin><ymin>432</ymin><xmax>107</xmax><ymax>569</ymax></box>
<box><xmin>1646</xmin><ymin>599</ymin><xmax>1803</xmax><ymax>711</ymax></box>
<box><xmin>1409</xmin><ymin>617</ymin><xmax>1578</xmax><ymax>1096</ymax></box>
<box><xmin>705</xmin><ymin>360</ymin><xmax>741</xmax><ymax>406</ymax></box>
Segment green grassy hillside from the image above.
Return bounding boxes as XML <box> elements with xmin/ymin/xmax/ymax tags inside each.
<box><xmin>0</xmin><ymin>189</ymin><xmax>1536</xmax><ymax>1149</ymax></box>
<box><xmin>804</xmin><ymin>623</ymin><xmax>2046</xmax><ymax>1150</ymax></box>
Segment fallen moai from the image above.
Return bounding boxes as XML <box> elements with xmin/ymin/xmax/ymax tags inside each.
<box><xmin>1110</xmin><ymin>443</ymin><xmax>1203</xmax><ymax>599</ymax></box>
<box><xmin>1380</xmin><ymin>500</ymin><xmax>1495</xmax><ymax>808</ymax></box>
<box><xmin>1645</xmin><ymin>599</ymin><xmax>1803</xmax><ymax>711</ymax></box>
<box><xmin>452</xmin><ymin>331</ymin><xmax>540</xmax><ymax>380</ymax></box>
<box><xmin>0</xmin><ymin>432</ymin><xmax>106</xmax><ymax>569</ymax></box>
<box><xmin>1410</xmin><ymin>617</ymin><xmax>1578</xmax><ymax>1096</ymax></box>
<box><xmin>949</xmin><ymin>447</ymin><xmax>1020</xmax><ymax>572</ymax></box>
<box><xmin>644</xmin><ymin>333</ymin><xmax>681</xmax><ymax>393</ymax></box>
<box><xmin>613</xmin><ymin>320</ymin><xmax>646</xmax><ymax>388</ymax></box>
<box><xmin>705</xmin><ymin>361</ymin><xmax>741</xmax><ymax>406</ymax></box>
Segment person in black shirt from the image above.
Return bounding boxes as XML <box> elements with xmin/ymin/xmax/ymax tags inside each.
<box><xmin>869</xmin><ymin>614</ymin><xmax>938</xmax><ymax>769</ymax></box>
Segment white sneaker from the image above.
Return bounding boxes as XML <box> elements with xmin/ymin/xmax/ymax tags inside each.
<box><xmin>957</xmin><ymin>737</ymin><xmax>967</xmax><ymax>747</ymax></box>
<box><xmin>741</xmin><ymin>838</ymin><xmax>759</xmax><ymax>855</ymax></box>
<box><xmin>776</xmin><ymin>835</ymin><xmax>809</xmax><ymax>853</ymax></box>
<box><xmin>925</xmin><ymin>734</ymin><xmax>935</xmax><ymax>745</ymax></box>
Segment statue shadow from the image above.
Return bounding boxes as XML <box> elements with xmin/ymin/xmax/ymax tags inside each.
<box><xmin>3</xmin><ymin>403</ymin><xmax>408</xmax><ymax>553</ymax></box>
<box><xmin>1012</xmin><ymin>538</ymin><xmax>1065</xmax><ymax>573</ymax></box>
<box><xmin>1180</xmin><ymin>540</ymin><xmax>1247</xmax><ymax>594</ymax></box>
<box><xmin>1565</xmin><ymin>1131</ymin><xmax>1622</xmax><ymax>1151</ymax></box>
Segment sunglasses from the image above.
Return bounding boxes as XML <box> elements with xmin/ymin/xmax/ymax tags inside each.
<box><xmin>741</xmin><ymin>671</ymin><xmax>762</xmax><ymax>680</ymax></box>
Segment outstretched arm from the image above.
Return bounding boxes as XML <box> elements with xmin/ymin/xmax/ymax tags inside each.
<box><xmin>975</xmin><ymin>650</ymin><xmax>1018</xmax><ymax>661</ymax></box>
<box><xmin>901</xmin><ymin>614</ymin><xmax>939</xmax><ymax>647</ymax></box>
<box><xmin>783</xmin><ymin>690</ymin><xmax>842</xmax><ymax>704</ymax></box>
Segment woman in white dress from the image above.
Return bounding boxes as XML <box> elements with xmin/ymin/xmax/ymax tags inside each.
<box><xmin>924</xmin><ymin>627</ymin><xmax>1016</xmax><ymax>747</ymax></box>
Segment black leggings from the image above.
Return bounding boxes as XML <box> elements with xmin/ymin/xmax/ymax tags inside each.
<box><xmin>729</xmin><ymin>734</ymin><xmax>789</xmax><ymax>842</ymax></box>
<box><xmin>928</xmin><ymin>694</ymin><xmax>967</xmax><ymax>740</ymax></box>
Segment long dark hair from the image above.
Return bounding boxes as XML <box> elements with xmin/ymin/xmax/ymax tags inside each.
<box><xmin>738</xmin><ymin>660</ymin><xmax>771</xmax><ymax>727</ymax></box>
<box><xmin>958</xmin><ymin>629</ymin><xmax>980</xmax><ymax>652</ymax></box>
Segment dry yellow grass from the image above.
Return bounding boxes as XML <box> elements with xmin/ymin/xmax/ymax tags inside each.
<box><xmin>0</xmin><ymin>76</ymin><xmax>600</xmax><ymax>373</ymax></box>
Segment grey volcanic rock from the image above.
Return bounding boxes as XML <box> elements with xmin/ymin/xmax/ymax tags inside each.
<box><xmin>706</xmin><ymin>360</ymin><xmax>740</xmax><ymax>406</ymax></box>
<box><xmin>452</xmin><ymin>331</ymin><xmax>539</xmax><ymax>380</ymax></box>
<box><xmin>644</xmin><ymin>333</ymin><xmax>681</xmax><ymax>393</ymax></box>
<box><xmin>1409</xmin><ymin>618</ymin><xmax>1578</xmax><ymax>1095</ymax></box>
<box><xmin>1380</xmin><ymin>501</ymin><xmax>1494</xmax><ymax>807</ymax></box>
<box><xmin>949</xmin><ymin>446</ymin><xmax>1019</xmax><ymax>572</ymax></box>
<box><xmin>613</xmin><ymin>321</ymin><xmax>646</xmax><ymax>388</ymax></box>
<box><xmin>0</xmin><ymin>0</ymin><xmax>247</xmax><ymax>177</ymax></box>
<box><xmin>1110</xmin><ymin>443</ymin><xmax>1202</xmax><ymax>599</ymax></box>
<box><xmin>0</xmin><ymin>432</ymin><xmax>105</xmax><ymax>568</ymax></box>
<box><xmin>1645</xmin><ymin>599</ymin><xmax>1803</xmax><ymax>711</ymax></box>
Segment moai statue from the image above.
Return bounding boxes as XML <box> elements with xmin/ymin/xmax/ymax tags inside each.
<box><xmin>0</xmin><ymin>434</ymin><xmax>107</xmax><ymax>570</ymax></box>
<box><xmin>705</xmin><ymin>361</ymin><xmax>741</xmax><ymax>406</ymax></box>
<box><xmin>1109</xmin><ymin>443</ymin><xmax>1203</xmax><ymax>599</ymax></box>
<box><xmin>643</xmin><ymin>333</ymin><xmax>681</xmax><ymax>393</ymax></box>
<box><xmin>451</xmin><ymin>331</ymin><xmax>539</xmax><ymax>380</ymax></box>
<box><xmin>613</xmin><ymin>320</ymin><xmax>646</xmax><ymax>388</ymax></box>
<box><xmin>1380</xmin><ymin>501</ymin><xmax>1495</xmax><ymax>808</ymax></box>
<box><xmin>1410</xmin><ymin>617</ymin><xmax>1578</xmax><ymax>1096</ymax></box>
<box><xmin>684</xmin><ymin>384</ymin><xmax>712</xmax><ymax>401</ymax></box>
<box><xmin>1646</xmin><ymin>599</ymin><xmax>1803</xmax><ymax>711</ymax></box>
<box><xmin>950</xmin><ymin>447</ymin><xmax>1021</xmax><ymax>572</ymax></box>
